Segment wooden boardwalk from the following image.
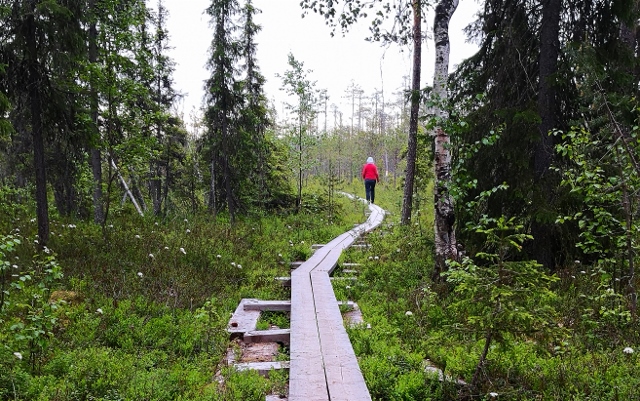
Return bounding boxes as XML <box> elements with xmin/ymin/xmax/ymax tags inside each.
<box><xmin>289</xmin><ymin>198</ymin><xmax>385</xmax><ymax>401</ymax></box>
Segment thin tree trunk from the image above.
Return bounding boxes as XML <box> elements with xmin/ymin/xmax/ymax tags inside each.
<box><xmin>89</xmin><ymin>0</ymin><xmax>104</xmax><ymax>225</ymax></box>
<box><xmin>472</xmin><ymin>327</ymin><xmax>493</xmax><ymax>388</ymax></box>
<box><xmin>111</xmin><ymin>159</ymin><xmax>144</xmax><ymax>216</ymax></box>
<box><xmin>400</xmin><ymin>0</ymin><xmax>422</xmax><ymax>225</ymax></box>
<box><xmin>623</xmin><ymin>184</ymin><xmax>636</xmax><ymax>318</ymax></box>
<box><xmin>25</xmin><ymin>8</ymin><xmax>49</xmax><ymax>246</ymax></box>
<box><xmin>531</xmin><ymin>0</ymin><xmax>561</xmax><ymax>269</ymax></box>
<box><xmin>433</xmin><ymin>0</ymin><xmax>459</xmax><ymax>276</ymax></box>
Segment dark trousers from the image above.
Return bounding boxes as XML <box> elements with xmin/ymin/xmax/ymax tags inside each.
<box><xmin>364</xmin><ymin>179</ymin><xmax>377</xmax><ymax>203</ymax></box>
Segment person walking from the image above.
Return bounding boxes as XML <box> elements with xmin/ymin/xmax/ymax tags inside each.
<box><xmin>361</xmin><ymin>156</ymin><xmax>380</xmax><ymax>204</ymax></box>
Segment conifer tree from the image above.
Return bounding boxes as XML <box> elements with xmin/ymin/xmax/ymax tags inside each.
<box><xmin>204</xmin><ymin>0</ymin><xmax>243</xmax><ymax>221</ymax></box>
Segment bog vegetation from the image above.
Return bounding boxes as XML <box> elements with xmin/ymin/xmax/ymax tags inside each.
<box><xmin>2</xmin><ymin>0</ymin><xmax>640</xmax><ymax>400</ymax></box>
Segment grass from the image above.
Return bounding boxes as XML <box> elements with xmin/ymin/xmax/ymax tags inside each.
<box><xmin>3</xmin><ymin>182</ymin><xmax>640</xmax><ymax>400</ymax></box>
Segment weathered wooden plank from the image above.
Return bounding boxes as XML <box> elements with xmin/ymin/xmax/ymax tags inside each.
<box><xmin>243</xmin><ymin>299</ymin><xmax>291</xmax><ymax>312</ymax></box>
<box><xmin>275</xmin><ymin>276</ymin><xmax>292</xmax><ymax>287</ymax></box>
<box><xmin>234</xmin><ymin>361</ymin><xmax>290</xmax><ymax>377</ymax></box>
<box><xmin>244</xmin><ymin>329</ymin><xmax>291</xmax><ymax>344</ymax></box>
<box><xmin>288</xmin><ymin>197</ymin><xmax>385</xmax><ymax>401</ymax></box>
<box><xmin>341</xmin><ymin>269</ymin><xmax>359</xmax><ymax>274</ymax></box>
<box><xmin>311</xmin><ymin>271</ymin><xmax>372</xmax><ymax>401</ymax></box>
<box><xmin>289</xmin><ymin>260</ymin><xmax>328</xmax><ymax>401</ymax></box>
<box><xmin>228</xmin><ymin>299</ymin><xmax>260</xmax><ymax>337</ymax></box>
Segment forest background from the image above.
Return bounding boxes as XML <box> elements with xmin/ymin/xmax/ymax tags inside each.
<box><xmin>1</xmin><ymin>0</ymin><xmax>640</xmax><ymax>400</ymax></box>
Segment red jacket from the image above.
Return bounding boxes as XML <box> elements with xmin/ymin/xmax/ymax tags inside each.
<box><xmin>362</xmin><ymin>163</ymin><xmax>379</xmax><ymax>181</ymax></box>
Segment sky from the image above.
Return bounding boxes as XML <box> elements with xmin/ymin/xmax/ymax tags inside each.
<box><xmin>162</xmin><ymin>0</ymin><xmax>481</xmax><ymax>124</ymax></box>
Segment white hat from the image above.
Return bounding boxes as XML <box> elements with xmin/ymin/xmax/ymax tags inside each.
<box><xmin>366</xmin><ymin>157</ymin><xmax>374</xmax><ymax>164</ymax></box>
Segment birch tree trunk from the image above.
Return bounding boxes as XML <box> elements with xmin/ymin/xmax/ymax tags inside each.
<box><xmin>433</xmin><ymin>0</ymin><xmax>459</xmax><ymax>276</ymax></box>
<box><xmin>400</xmin><ymin>0</ymin><xmax>422</xmax><ymax>225</ymax></box>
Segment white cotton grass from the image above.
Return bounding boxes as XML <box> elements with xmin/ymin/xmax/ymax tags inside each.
<box><xmin>231</xmin><ymin>262</ymin><xmax>236</xmax><ymax>267</ymax></box>
<box><xmin>96</xmin><ymin>308</ymin><xmax>103</xmax><ymax>315</ymax></box>
<box><xmin>179</xmin><ymin>247</ymin><xmax>186</xmax><ymax>255</ymax></box>
<box><xmin>135</xmin><ymin>234</ymin><xmax>141</xmax><ymax>239</ymax></box>
<box><xmin>405</xmin><ymin>311</ymin><xmax>413</xmax><ymax>316</ymax></box>
<box><xmin>137</xmin><ymin>272</ymin><xmax>143</xmax><ymax>278</ymax></box>
<box><xmin>624</xmin><ymin>347</ymin><xmax>634</xmax><ymax>354</ymax></box>
<box><xmin>148</xmin><ymin>254</ymin><xmax>154</xmax><ymax>259</ymax></box>
<box><xmin>217</xmin><ymin>254</ymin><xmax>222</xmax><ymax>259</ymax></box>
<box><xmin>489</xmin><ymin>392</ymin><xmax>499</xmax><ymax>398</ymax></box>
<box><xmin>186</xmin><ymin>229</ymin><xmax>191</xmax><ymax>234</ymax></box>
<box><xmin>13</xmin><ymin>352</ymin><xmax>22</xmax><ymax>360</ymax></box>
<box><xmin>237</xmin><ymin>264</ymin><xmax>242</xmax><ymax>269</ymax></box>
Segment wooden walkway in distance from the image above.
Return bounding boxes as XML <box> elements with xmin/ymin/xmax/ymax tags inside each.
<box><xmin>289</xmin><ymin>197</ymin><xmax>385</xmax><ymax>401</ymax></box>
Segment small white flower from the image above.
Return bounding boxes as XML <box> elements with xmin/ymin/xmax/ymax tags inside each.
<box><xmin>96</xmin><ymin>308</ymin><xmax>103</xmax><ymax>315</ymax></box>
<box><xmin>368</xmin><ymin>256</ymin><xmax>373</xmax><ymax>260</ymax></box>
<box><xmin>154</xmin><ymin>222</ymin><xmax>159</xmax><ymax>226</ymax></box>
<box><xmin>278</xmin><ymin>253</ymin><xmax>283</xmax><ymax>258</ymax></box>
<box><xmin>137</xmin><ymin>272</ymin><xmax>143</xmax><ymax>278</ymax></box>
<box><xmin>405</xmin><ymin>311</ymin><xmax>413</xmax><ymax>316</ymax></box>
<box><xmin>624</xmin><ymin>347</ymin><xmax>634</xmax><ymax>354</ymax></box>
<box><xmin>580</xmin><ymin>270</ymin><xmax>586</xmax><ymax>274</ymax></box>
<box><xmin>135</xmin><ymin>235</ymin><xmax>141</xmax><ymax>239</ymax></box>
<box><xmin>164</xmin><ymin>246</ymin><xmax>169</xmax><ymax>250</ymax></box>
<box><xmin>184</xmin><ymin>219</ymin><xmax>188</xmax><ymax>223</ymax></box>
<box><xmin>148</xmin><ymin>254</ymin><xmax>154</xmax><ymax>259</ymax></box>
<box><xmin>396</xmin><ymin>248</ymin><xmax>401</xmax><ymax>253</ymax></box>
<box><xmin>252</xmin><ymin>228</ymin><xmax>255</xmax><ymax>231</ymax></box>
<box><xmin>12</xmin><ymin>264</ymin><xmax>18</xmax><ymax>269</ymax></box>
<box><xmin>489</xmin><ymin>392</ymin><xmax>499</xmax><ymax>398</ymax></box>
<box><xmin>179</xmin><ymin>247</ymin><xmax>186</xmax><ymax>255</ymax></box>
<box><xmin>231</xmin><ymin>262</ymin><xmax>236</xmax><ymax>267</ymax></box>
<box><xmin>108</xmin><ymin>224</ymin><xmax>113</xmax><ymax>228</ymax></box>
<box><xmin>290</xmin><ymin>243</ymin><xmax>294</xmax><ymax>247</ymax></box>
<box><xmin>345</xmin><ymin>286</ymin><xmax>351</xmax><ymax>290</ymax></box>
<box><xmin>30</xmin><ymin>218</ymin><xmax>36</xmax><ymax>223</ymax></box>
<box><xmin>14</xmin><ymin>256</ymin><xmax>18</xmax><ymax>260</ymax></box>
<box><xmin>43</xmin><ymin>246</ymin><xmax>51</xmax><ymax>254</ymax></box>
<box><xmin>301</xmin><ymin>241</ymin><xmax>305</xmax><ymax>244</ymax></box>
<box><xmin>374</xmin><ymin>256</ymin><xmax>379</xmax><ymax>260</ymax></box>
<box><xmin>366</xmin><ymin>323</ymin><xmax>372</xmax><ymax>329</ymax></box>
<box><xmin>34</xmin><ymin>239</ymin><xmax>39</xmax><ymax>244</ymax></box>
<box><xmin>237</xmin><ymin>264</ymin><xmax>242</xmax><ymax>269</ymax></box>
<box><xmin>571</xmin><ymin>275</ymin><xmax>576</xmax><ymax>279</ymax></box>
<box><xmin>13</xmin><ymin>352</ymin><xmax>22</xmax><ymax>360</ymax></box>
<box><xmin>50</xmin><ymin>231</ymin><xmax>55</xmax><ymax>235</ymax></box>
<box><xmin>287</xmin><ymin>225</ymin><xmax>292</xmax><ymax>229</ymax></box>
<box><xmin>575</xmin><ymin>260</ymin><xmax>581</xmax><ymax>264</ymax></box>
<box><xmin>217</xmin><ymin>254</ymin><xmax>222</xmax><ymax>259</ymax></box>
<box><xmin>186</xmin><ymin>229</ymin><xmax>191</xmax><ymax>234</ymax></box>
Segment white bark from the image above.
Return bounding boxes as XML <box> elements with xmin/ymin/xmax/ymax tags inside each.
<box><xmin>111</xmin><ymin>158</ymin><xmax>144</xmax><ymax>217</ymax></box>
<box><xmin>433</xmin><ymin>0</ymin><xmax>459</xmax><ymax>274</ymax></box>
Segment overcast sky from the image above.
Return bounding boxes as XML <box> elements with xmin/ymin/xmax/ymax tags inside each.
<box><xmin>162</xmin><ymin>0</ymin><xmax>481</xmax><ymax>122</ymax></box>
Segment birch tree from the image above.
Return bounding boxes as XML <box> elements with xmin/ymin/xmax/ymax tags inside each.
<box><xmin>432</xmin><ymin>0</ymin><xmax>459</xmax><ymax>275</ymax></box>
